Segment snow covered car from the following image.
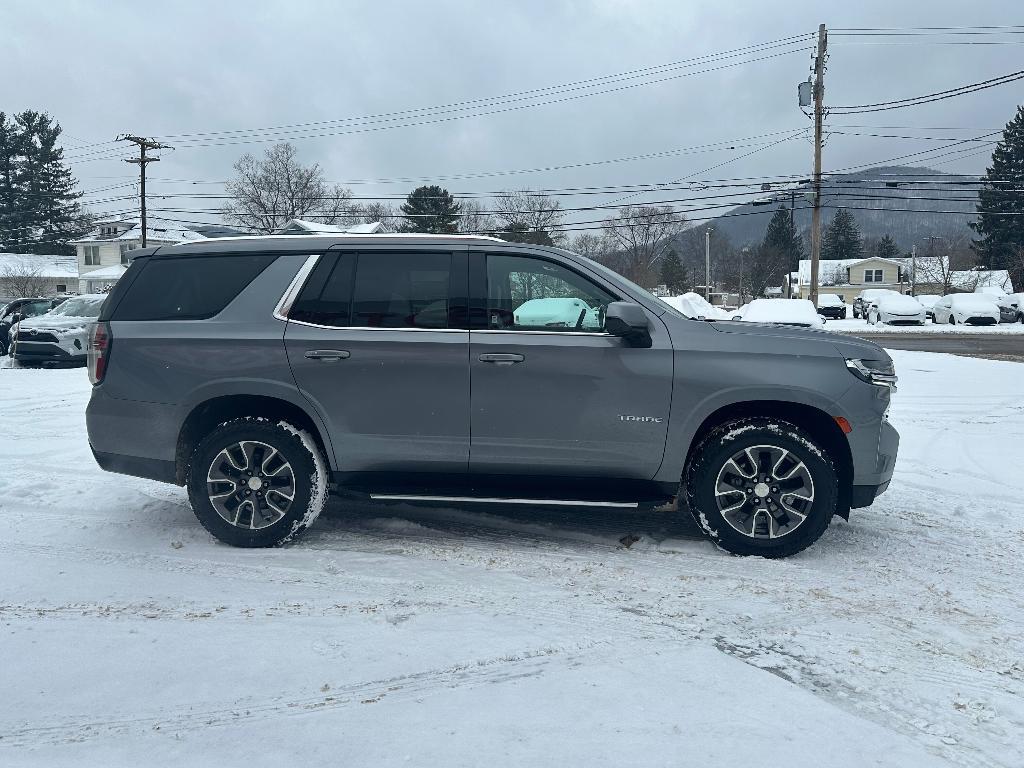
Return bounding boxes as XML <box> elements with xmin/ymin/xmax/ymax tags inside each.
<box><xmin>816</xmin><ymin>293</ymin><xmax>847</xmax><ymax>319</ymax></box>
<box><xmin>996</xmin><ymin>292</ymin><xmax>1023</xmax><ymax>323</ymax></box>
<box><xmin>12</xmin><ymin>294</ymin><xmax>107</xmax><ymax>364</ymax></box>
<box><xmin>866</xmin><ymin>294</ymin><xmax>926</xmax><ymax>326</ymax></box>
<box><xmin>852</xmin><ymin>288</ymin><xmax>900</xmax><ymax>319</ymax></box>
<box><xmin>736</xmin><ymin>298</ymin><xmax>825</xmax><ymax>329</ymax></box>
<box><xmin>931</xmin><ymin>294</ymin><xmax>1001</xmax><ymax>326</ymax></box>
<box><xmin>661</xmin><ymin>292</ymin><xmax>731</xmax><ymax>320</ymax></box>
<box><xmin>0</xmin><ymin>297</ymin><xmax>66</xmax><ymax>356</ymax></box>
<box><xmin>914</xmin><ymin>294</ymin><xmax>942</xmax><ymax>321</ymax></box>
<box><xmin>513</xmin><ymin>297</ymin><xmax>603</xmax><ymax>330</ymax></box>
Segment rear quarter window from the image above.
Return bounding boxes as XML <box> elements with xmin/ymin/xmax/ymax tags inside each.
<box><xmin>111</xmin><ymin>254</ymin><xmax>277</xmax><ymax>321</ymax></box>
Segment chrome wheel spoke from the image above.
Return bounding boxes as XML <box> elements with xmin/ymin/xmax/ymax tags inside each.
<box><xmin>206</xmin><ymin>440</ymin><xmax>295</xmax><ymax>530</ymax></box>
<box><xmin>713</xmin><ymin>443</ymin><xmax>816</xmax><ymax>540</ymax></box>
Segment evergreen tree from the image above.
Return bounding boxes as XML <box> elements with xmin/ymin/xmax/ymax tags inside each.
<box><xmin>399</xmin><ymin>185</ymin><xmax>460</xmax><ymax>234</ymax></box>
<box><xmin>0</xmin><ymin>110</ymin><xmax>84</xmax><ymax>255</ymax></box>
<box><xmin>821</xmin><ymin>208</ymin><xmax>863</xmax><ymax>261</ymax></box>
<box><xmin>498</xmin><ymin>224</ymin><xmax>555</xmax><ymax>246</ymax></box>
<box><xmin>761</xmin><ymin>204</ymin><xmax>803</xmax><ymax>267</ymax></box>
<box><xmin>972</xmin><ymin>105</ymin><xmax>1024</xmax><ymax>286</ymax></box>
<box><xmin>659</xmin><ymin>249</ymin><xmax>688</xmax><ymax>293</ymax></box>
<box><xmin>875</xmin><ymin>234</ymin><xmax>900</xmax><ymax>261</ymax></box>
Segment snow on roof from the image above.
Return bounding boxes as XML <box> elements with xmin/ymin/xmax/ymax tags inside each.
<box><xmin>0</xmin><ymin>252</ymin><xmax>78</xmax><ymax>279</ymax></box>
<box><xmin>276</xmin><ymin>219</ymin><xmax>388</xmax><ymax>235</ymax></box>
<box><xmin>954</xmin><ymin>269</ymin><xmax>1013</xmax><ymax>292</ymax></box>
<box><xmin>80</xmin><ymin>264</ymin><xmax>127</xmax><ymax>281</ymax></box>
<box><xmin>70</xmin><ymin>222</ymin><xmax>203</xmax><ymax>245</ymax></box>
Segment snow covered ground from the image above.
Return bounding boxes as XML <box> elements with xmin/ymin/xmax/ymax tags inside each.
<box><xmin>1</xmin><ymin>352</ymin><xmax>1022</xmax><ymax>768</ymax></box>
<box><xmin>827</xmin><ymin>318</ymin><xmax>1024</xmax><ymax>334</ymax></box>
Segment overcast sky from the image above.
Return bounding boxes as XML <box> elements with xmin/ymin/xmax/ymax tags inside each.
<box><xmin>5</xmin><ymin>0</ymin><xmax>1023</xmax><ymax>231</ymax></box>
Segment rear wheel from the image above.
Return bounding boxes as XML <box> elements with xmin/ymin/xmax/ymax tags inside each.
<box><xmin>684</xmin><ymin>417</ymin><xmax>839</xmax><ymax>558</ymax></box>
<box><xmin>187</xmin><ymin>418</ymin><xmax>328</xmax><ymax>547</ymax></box>
<box><xmin>949</xmin><ymin>315</ymin><xmax>956</xmax><ymax>325</ymax></box>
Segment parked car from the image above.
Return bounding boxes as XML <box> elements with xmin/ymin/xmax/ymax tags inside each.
<box><xmin>975</xmin><ymin>286</ymin><xmax>1008</xmax><ymax>300</ymax></box>
<box><xmin>996</xmin><ymin>292</ymin><xmax>1024</xmax><ymax>323</ymax></box>
<box><xmin>0</xmin><ymin>297</ymin><xmax>67</xmax><ymax>356</ymax></box>
<box><xmin>86</xmin><ymin>235</ymin><xmax>898</xmax><ymax>558</ymax></box>
<box><xmin>737</xmin><ymin>298</ymin><xmax>825</xmax><ymax>328</ymax></box>
<box><xmin>914</xmin><ymin>294</ymin><xmax>942</xmax><ymax>321</ymax></box>
<box><xmin>931</xmin><ymin>294</ymin><xmax>1001</xmax><ymax>325</ymax></box>
<box><xmin>12</xmin><ymin>295</ymin><xmax>107</xmax><ymax>365</ymax></box>
<box><xmin>852</xmin><ymin>288</ymin><xmax>901</xmax><ymax>319</ymax></box>
<box><xmin>816</xmin><ymin>293</ymin><xmax>848</xmax><ymax>319</ymax></box>
<box><xmin>866</xmin><ymin>294</ymin><xmax>927</xmax><ymax>326</ymax></box>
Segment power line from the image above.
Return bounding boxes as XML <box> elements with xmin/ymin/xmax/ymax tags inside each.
<box><xmin>829</xmin><ymin>70</ymin><xmax>1024</xmax><ymax>114</ymax></box>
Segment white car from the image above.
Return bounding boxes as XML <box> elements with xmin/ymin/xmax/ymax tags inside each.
<box><xmin>513</xmin><ymin>297</ymin><xmax>603</xmax><ymax>330</ymax></box>
<box><xmin>914</xmin><ymin>294</ymin><xmax>942</xmax><ymax>320</ymax></box>
<box><xmin>737</xmin><ymin>298</ymin><xmax>825</xmax><ymax>329</ymax></box>
<box><xmin>11</xmin><ymin>295</ymin><xmax>107</xmax><ymax>364</ymax></box>
<box><xmin>931</xmin><ymin>294</ymin><xmax>1001</xmax><ymax>326</ymax></box>
<box><xmin>996</xmin><ymin>292</ymin><xmax>1024</xmax><ymax>323</ymax></box>
<box><xmin>867</xmin><ymin>294</ymin><xmax>927</xmax><ymax>326</ymax></box>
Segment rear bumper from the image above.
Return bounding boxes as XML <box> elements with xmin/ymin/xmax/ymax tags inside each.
<box><xmin>90</xmin><ymin>446</ymin><xmax>177</xmax><ymax>484</ymax></box>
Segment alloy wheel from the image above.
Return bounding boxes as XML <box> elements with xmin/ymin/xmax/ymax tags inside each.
<box><xmin>206</xmin><ymin>440</ymin><xmax>296</xmax><ymax>529</ymax></box>
<box><xmin>714</xmin><ymin>444</ymin><xmax>815</xmax><ymax>539</ymax></box>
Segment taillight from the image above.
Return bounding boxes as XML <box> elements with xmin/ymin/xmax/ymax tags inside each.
<box><xmin>88</xmin><ymin>322</ymin><xmax>111</xmax><ymax>385</ymax></box>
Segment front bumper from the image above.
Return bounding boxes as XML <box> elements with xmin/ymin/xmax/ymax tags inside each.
<box><xmin>13</xmin><ymin>340</ymin><xmax>85</xmax><ymax>363</ymax></box>
<box><xmin>849</xmin><ymin>418</ymin><xmax>899</xmax><ymax>508</ymax></box>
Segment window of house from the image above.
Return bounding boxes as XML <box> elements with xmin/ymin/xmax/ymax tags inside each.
<box><xmin>83</xmin><ymin>245</ymin><xmax>101</xmax><ymax>266</ymax></box>
<box><xmin>56</xmin><ymin>284</ymin><xmax>67</xmax><ymax>293</ymax></box>
<box><xmin>864</xmin><ymin>269</ymin><xmax>883</xmax><ymax>283</ymax></box>
<box><xmin>485</xmin><ymin>254</ymin><xmax>615</xmax><ymax>332</ymax></box>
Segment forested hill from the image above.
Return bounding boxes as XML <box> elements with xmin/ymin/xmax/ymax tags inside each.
<box><xmin>708</xmin><ymin>166</ymin><xmax>978</xmax><ymax>250</ymax></box>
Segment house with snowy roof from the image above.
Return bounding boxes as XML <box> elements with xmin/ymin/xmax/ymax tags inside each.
<box><xmin>0</xmin><ymin>252</ymin><xmax>79</xmax><ymax>303</ymax></box>
<box><xmin>70</xmin><ymin>220</ymin><xmax>204</xmax><ymax>293</ymax></box>
<box><xmin>275</xmin><ymin>219</ymin><xmax>388</xmax><ymax>235</ymax></box>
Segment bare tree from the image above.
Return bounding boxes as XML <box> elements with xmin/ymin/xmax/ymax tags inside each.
<box><xmin>569</xmin><ymin>232</ymin><xmax>611</xmax><ymax>261</ymax></box>
<box><xmin>221</xmin><ymin>143</ymin><xmax>356</xmax><ymax>233</ymax></box>
<box><xmin>0</xmin><ymin>259</ymin><xmax>52</xmax><ymax>298</ymax></box>
<box><xmin>458</xmin><ymin>200</ymin><xmax>497</xmax><ymax>236</ymax></box>
<box><xmin>602</xmin><ymin>206</ymin><xmax>686</xmax><ymax>286</ymax></box>
<box><xmin>492</xmin><ymin>190</ymin><xmax>566</xmax><ymax>245</ymax></box>
<box><xmin>351</xmin><ymin>201</ymin><xmax>400</xmax><ymax>232</ymax></box>
<box><xmin>915</xmin><ymin>235</ymin><xmax>977</xmax><ymax>294</ymax></box>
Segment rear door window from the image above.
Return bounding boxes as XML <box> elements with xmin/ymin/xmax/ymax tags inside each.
<box><xmin>112</xmin><ymin>254</ymin><xmax>277</xmax><ymax>321</ymax></box>
<box><xmin>290</xmin><ymin>251</ymin><xmax>455</xmax><ymax>329</ymax></box>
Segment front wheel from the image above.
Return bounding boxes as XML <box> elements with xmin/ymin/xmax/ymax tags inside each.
<box><xmin>187</xmin><ymin>418</ymin><xmax>328</xmax><ymax>547</ymax></box>
<box><xmin>684</xmin><ymin>417</ymin><xmax>839</xmax><ymax>557</ymax></box>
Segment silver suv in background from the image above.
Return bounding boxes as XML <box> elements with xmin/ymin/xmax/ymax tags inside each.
<box><xmin>86</xmin><ymin>235</ymin><xmax>899</xmax><ymax>558</ymax></box>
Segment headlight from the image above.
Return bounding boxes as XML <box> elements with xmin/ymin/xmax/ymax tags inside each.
<box><xmin>846</xmin><ymin>358</ymin><xmax>897</xmax><ymax>389</ymax></box>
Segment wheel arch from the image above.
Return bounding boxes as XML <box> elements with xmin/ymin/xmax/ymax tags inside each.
<box><xmin>680</xmin><ymin>400</ymin><xmax>853</xmax><ymax>520</ymax></box>
<box><xmin>176</xmin><ymin>394</ymin><xmax>331</xmax><ymax>485</ymax></box>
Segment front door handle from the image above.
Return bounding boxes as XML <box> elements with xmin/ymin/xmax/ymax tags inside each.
<box><xmin>305</xmin><ymin>349</ymin><xmax>350</xmax><ymax>362</ymax></box>
<box><xmin>478</xmin><ymin>353</ymin><xmax>525</xmax><ymax>365</ymax></box>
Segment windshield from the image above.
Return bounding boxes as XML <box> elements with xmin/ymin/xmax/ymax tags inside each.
<box><xmin>41</xmin><ymin>296</ymin><xmax>105</xmax><ymax>319</ymax></box>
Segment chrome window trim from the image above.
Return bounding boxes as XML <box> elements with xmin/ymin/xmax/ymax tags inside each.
<box><xmin>472</xmin><ymin>329</ymin><xmax>613</xmax><ymax>337</ymax></box>
<box><xmin>272</xmin><ymin>254</ymin><xmax>321</xmax><ymax>322</ymax></box>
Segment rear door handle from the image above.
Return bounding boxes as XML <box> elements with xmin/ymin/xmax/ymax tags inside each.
<box><xmin>478</xmin><ymin>353</ymin><xmax>525</xmax><ymax>365</ymax></box>
<box><xmin>304</xmin><ymin>349</ymin><xmax>350</xmax><ymax>362</ymax></box>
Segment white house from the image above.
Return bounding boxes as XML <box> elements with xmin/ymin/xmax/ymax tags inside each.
<box><xmin>0</xmin><ymin>252</ymin><xmax>79</xmax><ymax>302</ymax></box>
<box><xmin>70</xmin><ymin>220</ymin><xmax>204</xmax><ymax>293</ymax></box>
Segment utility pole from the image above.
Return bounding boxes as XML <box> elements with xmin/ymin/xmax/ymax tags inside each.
<box><xmin>117</xmin><ymin>135</ymin><xmax>172</xmax><ymax>247</ymax></box>
<box><xmin>705</xmin><ymin>227</ymin><xmax>712</xmax><ymax>301</ymax></box>
<box><xmin>788</xmin><ymin>188</ymin><xmax>797</xmax><ymax>298</ymax></box>
<box><xmin>910</xmin><ymin>244</ymin><xmax>917</xmax><ymax>296</ymax></box>
<box><xmin>808</xmin><ymin>23</ymin><xmax>827</xmax><ymax>308</ymax></box>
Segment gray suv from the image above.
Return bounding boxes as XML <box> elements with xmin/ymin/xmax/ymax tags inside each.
<box><xmin>86</xmin><ymin>235</ymin><xmax>899</xmax><ymax>557</ymax></box>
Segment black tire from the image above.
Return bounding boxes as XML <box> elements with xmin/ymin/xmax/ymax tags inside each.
<box><xmin>949</xmin><ymin>316</ymin><xmax>956</xmax><ymax>325</ymax></box>
<box><xmin>684</xmin><ymin>417</ymin><xmax>839</xmax><ymax>558</ymax></box>
<box><xmin>186</xmin><ymin>418</ymin><xmax>328</xmax><ymax>547</ymax></box>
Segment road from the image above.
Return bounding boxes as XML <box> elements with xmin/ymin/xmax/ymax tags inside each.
<box><xmin>847</xmin><ymin>332</ymin><xmax>1024</xmax><ymax>362</ymax></box>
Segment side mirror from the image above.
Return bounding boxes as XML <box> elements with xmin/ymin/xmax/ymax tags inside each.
<box><xmin>605</xmin><ymin>301</ymin><xmax>652</xmax><ymax>348</ymax></box>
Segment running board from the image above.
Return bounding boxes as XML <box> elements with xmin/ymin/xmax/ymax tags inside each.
<box><xmin>369</xmin><ymin>494</ymin><xmax>639</xmax><ymax>509</ymax></box>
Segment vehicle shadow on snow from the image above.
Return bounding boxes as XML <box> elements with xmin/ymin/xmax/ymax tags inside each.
<box><xmin>312</xmin><ymin>496</ymin><xmax>708</xmax><ymax>553</ymax></box>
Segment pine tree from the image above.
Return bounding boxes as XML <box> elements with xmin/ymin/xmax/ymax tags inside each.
<box><xmin>761</xmin><ymin>204</ymin><xmax>803</xmax><ymax>267</ymax></box>
<box><xmin>821</xmin><ymin>208</ymin><xmax>863</xmax><ymax>261</ymax></box>
<box><xmin>972</xmin><ymin>105</ymin><xmax>1024</xmax><ymax>287</ymax></box>
<box><xmin>0</xmin><ymin>111</ymin><xmax>84</xmax><ymax>255</ymax></box>
<box><xmin>659</xmin><ymin>249</ymin><xmax>688</xmax><ymax>293</ymax></box>
<box><xmin>875</xmin><ymin>234</ymin><xmax>900</xmax><ymax>261</ymax></box>
<box><xmin>399</xmin><ymin>185</ymin><xmax>460</xmax><ymax>234</ymax></box>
